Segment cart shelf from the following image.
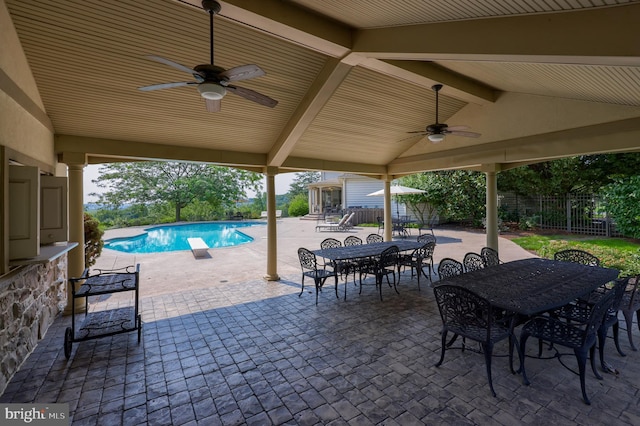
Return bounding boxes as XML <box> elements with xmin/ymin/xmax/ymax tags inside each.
<box><xmin>64</xmin><ymin>264</ymin><xmax>141</xmax><ymax>359</ymax></box>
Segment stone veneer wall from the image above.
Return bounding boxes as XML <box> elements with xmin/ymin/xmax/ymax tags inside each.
<box><xmin>0</xmin><ymin>255</ymin><xmax>67</xmax><ymax>395</ymax></box>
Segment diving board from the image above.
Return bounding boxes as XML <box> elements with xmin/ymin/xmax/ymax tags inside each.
<box><xmin>187</xmin><ymin>237</ymin><xmax>209</xmax><ymax>258</ymax></box>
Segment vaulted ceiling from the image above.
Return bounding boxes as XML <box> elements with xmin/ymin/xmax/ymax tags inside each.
<box><xmin>6</xmin><ymin>0</ymin><xmax>640</xmax><ymax>179</ymax></box>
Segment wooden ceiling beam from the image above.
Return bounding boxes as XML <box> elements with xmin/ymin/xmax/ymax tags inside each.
<box><xmin>352</xmin><ymin>4</ymin><xmax>640</xmax><ymax>66</ymax></box>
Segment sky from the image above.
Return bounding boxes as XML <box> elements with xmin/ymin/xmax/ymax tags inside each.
<box><xmin>83</xmin><ymin>164</ymin><xmax>298</xmax><ymax>202</ymax></box>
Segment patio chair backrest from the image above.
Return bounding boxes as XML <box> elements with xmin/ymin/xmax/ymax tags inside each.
<box><xmin>336</xmin><ymin>214</ymin><xmax>350</xmax><ymax>226</ymax></box>
<box><xmin>343</xmin><ymin>212</ymin><xmax>355</xmax><ymax>226</ymax></box>
<box><xmin>379</xmin><ymin>245</ymin><xmax>399</xmax><ymax>269</ymax></box>
<box><xmin>344</xmin><ymin>236</ymin><xmax>363</xmax><ymax>246</ymax></box>
<box><xmin>554</xmin><ymin>249</ymin><xmax>600</xmax><ymax>266</ymax></box>
<box><xmin>366</xmin><ymin>234</ymin><xmax>383</xmax><ymax>244</ymax></box>
<box><xmin>417</xmin><ymin>233</ymin><xmax>436</xmax><ymax>244</ymax></box>
<box><xmin>582</xmin><ymin>285</ymin><xmax>618</xmax><ymax>347</ymax></box>
<box><xmin>463</xmin><ymin>252</ymin><xmax>485</xmax><ymax>273</ymax></box>
<box><xmin>434</xmin><ymin>285</ymin><xmax>493</xmax><ymax>337</ymax></box>
<box><xmin>622</xmin><ymin>275</ymin><xmax>640</xmax><ymax>311</ymax></box>
<box><xmin>320</xmin><ymin>238</ymin><xmax>342</xmax><ymax>249</ymax></box>
<box><xmin>437</xmin><ymin>258</ymin><xmax>463</xmax><ymax>280</ymax></box>
<box><xmin>415</xmin><ymin>241</ymin><xmax>436</xmax><ymax>261</ymax></box>
<box><xmin>298</xmin><ymin>248</ymin><xmax>319</xmax><ymax>272</ymax></box>
<box><xmin>481</xmin><ymin>247</ymin><xmax>501</xmax><ymax>267</ymax></box>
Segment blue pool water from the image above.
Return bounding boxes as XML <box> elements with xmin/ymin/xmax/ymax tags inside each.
<box><xmin>104</xmin><ymin>222</ymin><xmax>262</xmax><ymax>254</ymax></box>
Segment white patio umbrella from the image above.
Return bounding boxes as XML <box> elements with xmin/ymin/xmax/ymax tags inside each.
<box><xmin>367</xmin><ymin>185</ymin><xmax>426</xmax><ymax>217</ymax></box>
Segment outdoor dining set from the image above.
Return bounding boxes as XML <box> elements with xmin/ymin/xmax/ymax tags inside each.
<box><xmin>297</xmin><ymin>237</ymin><xmax>640</xmax><ymax>405</ymax></box>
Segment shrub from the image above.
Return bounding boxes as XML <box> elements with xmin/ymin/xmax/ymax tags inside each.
<box><xmin>518</xmin><ymin>215</ymin><xmax>539</xmax><ymax>230</ymax></box>
<box><xmin>288</xmin><ymin>194</ymin><xmax>309</xmax><ymax>217</ymax></box>
<box><xmin>601</xmin><ymin>176</ymin><xmax>640</xmax><ymax>239</ymax></box>
<box><xmin>84</xmin><ymin>212</ymin><xmax>104</xmax><ymax>267</ymax></box>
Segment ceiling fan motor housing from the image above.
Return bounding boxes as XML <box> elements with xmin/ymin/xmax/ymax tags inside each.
<box><xmin>427</xmin><ymin>123</ymin><xmax>447</xmax><ymax>133</ymax></box>
<box><xmin>202</xmin><ymin>0</ymin><xmax>221</xmax><ymax>14</ymax></box>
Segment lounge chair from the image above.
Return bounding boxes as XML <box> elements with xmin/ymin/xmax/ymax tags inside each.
<box><xmin>315</xmin><ymin>212</ymin><xmax>354</xmax><ymax>232</ymax></box>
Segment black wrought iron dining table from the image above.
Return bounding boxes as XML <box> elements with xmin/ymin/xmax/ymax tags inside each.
<box><xmin>439</xmin><ymin>257</ymin><xmax>620</xmax><ymax>378</ymax></box>
<box><xmin>438</xmin><ymin>257</ymin><xmax>619</xmax><ymax>316</ymax></box>
<box><xmin>312</xmin><ymin>240</ymin><xmax>424</xmax><ymax>299</ymax></box>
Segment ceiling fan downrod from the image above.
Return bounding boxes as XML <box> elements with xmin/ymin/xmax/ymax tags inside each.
<box><xmin>202</xmin><ymin>0</ymin><xmax>221</xmax><ymax>65</ymax></box>
<box><xmin>432</xmin><ymin>84</ymin><xmax>442</xmax><ymax>124</ymax></box>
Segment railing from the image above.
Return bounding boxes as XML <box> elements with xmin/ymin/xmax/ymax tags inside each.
<box><xmin>499</xmin><ymin>192</ymin><xmax>621</xmax><ymax>237</ymax></box>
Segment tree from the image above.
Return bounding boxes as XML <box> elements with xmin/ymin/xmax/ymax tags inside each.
<box><xmin>91</xmin><ymin>162</ymin><xmax>263</xmax><ymax>222</ymax></box>
<box><xmin>287</xmin><ymin>172</ymin><xmax>320</xmax><ymax>198</ymax></box>
<box><xmin>498</xmin><ymin>153</ymin><xmax>640</xmax><ymax>195</ymax></box>
<box><xmin>399</xmin><ymin>171</ymin><xmax>486</xmax><ymax>226</ymax></box>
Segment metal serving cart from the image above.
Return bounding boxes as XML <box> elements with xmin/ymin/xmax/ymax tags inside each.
<box><xmin>65</xmin><ymin>264</ymin><xmax>141</xmax><ymax>359</ymax></box>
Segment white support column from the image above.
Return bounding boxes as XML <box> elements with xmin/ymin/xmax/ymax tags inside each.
<box><xmin>263</xmin><ymin>167</ymin><xmax>280</xmax><ymax>281</ymax></box>
<box><xmin>485</xmin><ymin>170</ymin><xmax>499</xmax><ymax>251</ymax></box>
<box><xmin>60</xmin><ymin>152</ymin><xmax>87</xmax><ymax>314</ymax></box>
<box><xmin>383</xmin><ymin>179</ymin><xmax>392</xmax><ymax>241</ymax></box>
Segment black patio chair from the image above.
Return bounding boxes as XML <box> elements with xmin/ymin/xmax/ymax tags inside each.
<box><xmin>554</xmin><ymin>249</ymin><xmax>600</xmax><ymax>266</ymax></box>
<box><xmin>366</xmin><ymin>233</ymin><xmax>383</xmax><ymax>244</ymax></box>
<box><xmin>376</xmin><ymin>216</ymin><xmax>384</xmax><ymax>234</ymax></box>
<box><xmin>437</xmin><ymin>258</ymin><xmax>463</xmax><ymax>281</ymax></box>
<box><xmin>297</xmin><ymin>248</ymin><xmax>339</xmax><ymax>305</ymax></box>
<box><xmin>481</xmin><ymin>247</ymin><xmax>501</xmax><ymax>267</ymax></box>
<box><xmin>620</xmin><ymin>275</ymin><xmax>640</xmax><ymax>351</ymax></box>
<box><xmin>434</xmin><ymin>285</ymin><xmax>517</xmax><ymax>397</ymax></box>
<box><xmin>359</xmin><ymin>245</ymin><xmax>399</xmax><ymax>301</ymax></box>
<box><xmin>550</xmin><ymin>277</ymin><xmax>628</xmax><ymax>373</ymax></box>
<box><xmin>519</xmin><ymin>285</ymin><xmax>618</xmax><ymax>405</ymax></box>
<box><xmin>343</xmin><ymin>235</ymin><xmax>364</xmax><ymax>284</ymax></box>
<box><xmin>398</xmin><ymin>241</ymin><xmax>436</xmax><ymax>290</ymax></box>
<box><xmin>320</xmin><ymin>237</ymin><xmax>356</xmax><ymax>284</ymax></box>
<box><xmin>418</xmin><ymin>224</ymin><xmax>435</xmax><ymax>237</ymax></box>
<box><xmin>463</xmin><ymin>252</ymin><xmax>485</xmax><ymax>273</ymax></box>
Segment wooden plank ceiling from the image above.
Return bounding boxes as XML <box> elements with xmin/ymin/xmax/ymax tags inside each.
<box><xmin>6</xmin><ymin>0</ymin><xmax>640</xmax><ymax>178</ymax></box>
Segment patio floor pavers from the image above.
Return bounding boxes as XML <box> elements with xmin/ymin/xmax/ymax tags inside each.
<box><xmin>2</xmin><ymin>220</ymin><xmax>640</xmax><ymax>424</ymax></box>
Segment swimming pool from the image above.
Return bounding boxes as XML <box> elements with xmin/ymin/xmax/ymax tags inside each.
<box><xmin>104</xmin><ymin>222</ymin><xmax>263</xmax><ymax>254</ymax></box>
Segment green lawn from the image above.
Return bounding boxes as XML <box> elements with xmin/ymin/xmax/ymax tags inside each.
<box><xmin>511</xmin><ymin>234</ymin><xmax>640</xmax><ymax>276</ymax></box>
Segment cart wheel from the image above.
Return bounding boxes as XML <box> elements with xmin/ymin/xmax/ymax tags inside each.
<box><xmin>137</xmin><ymin>315</ymin><xmax>142</xmax><ymax>343</ymax></box>
<box><xmin>64</xmin><ymin>327</ymin><xmax>73</xmax><ymax>359</ymax></box>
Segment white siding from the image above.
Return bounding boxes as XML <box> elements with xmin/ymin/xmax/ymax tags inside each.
<box><xmin>341</xmin><ymin>178</ymin><xmax>399</xmax><ymax>215</ymax></box>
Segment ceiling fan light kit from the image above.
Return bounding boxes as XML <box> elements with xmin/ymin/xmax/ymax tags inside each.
<box><xmin>427</xmin><ymin>133</ymin><xmax>445</xmax><ymax>143</ymax></box>
<box><xmin>138</xmin><ymin>0</ymin><xmax>277</xmax><ymax>111</ymax></box>
<box><xmin>198</xmin><ymin>82</ymin><xmax>226</xmax><ymax>100</ymax></box>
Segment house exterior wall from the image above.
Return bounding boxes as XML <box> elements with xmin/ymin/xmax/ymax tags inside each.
<box><xmin>344</xmin><ymin>177</ymin><xmax>385</xmax><ymax>208</ymax></box>
<box><xmin>315</xmin><ymin>172</ymin><xmax>408</xmax><ymax>216</ymax></box>
<box><xmin>1</xmin><ymin>0</ymin><xmax>65</xmax><ymax>395</ymax></box>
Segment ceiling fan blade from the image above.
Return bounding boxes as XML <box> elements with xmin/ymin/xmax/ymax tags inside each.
<box><xmin>406</xmin><ymin>130</ymin><xmax>428</xmax><ymax>134</ymax></box>
<box><xmin>226</xmin><ymin>85</ymin><xmax>278</xmax><ymax>108</ymax></box>
<box><xmin>445</xmin><ymin>125</ymin><xmax>469</xmax><ymax>131</ymax></box>
<box><xmin>145</xmin><ymin>55</ymin><xmax>204</xmax><ymax>78</ymax></box>
<box><xmin>219</xmin><ymin>64</ymin><xmax>266</xmax><ymax>82</ymax></box>
<box><xmin>138</xmin><ymin>81</ymin><xmax>195</xmax><ymax>91</ymax></box>
<box><xmin>448</xmin><ymin>130</ymin><xmax>481</xmax><ymax>138</ymax></box>
<box><xmin>205</xmin><ymin>98</ymin><xmax>221</xmax><ymax>112</ymax></box>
